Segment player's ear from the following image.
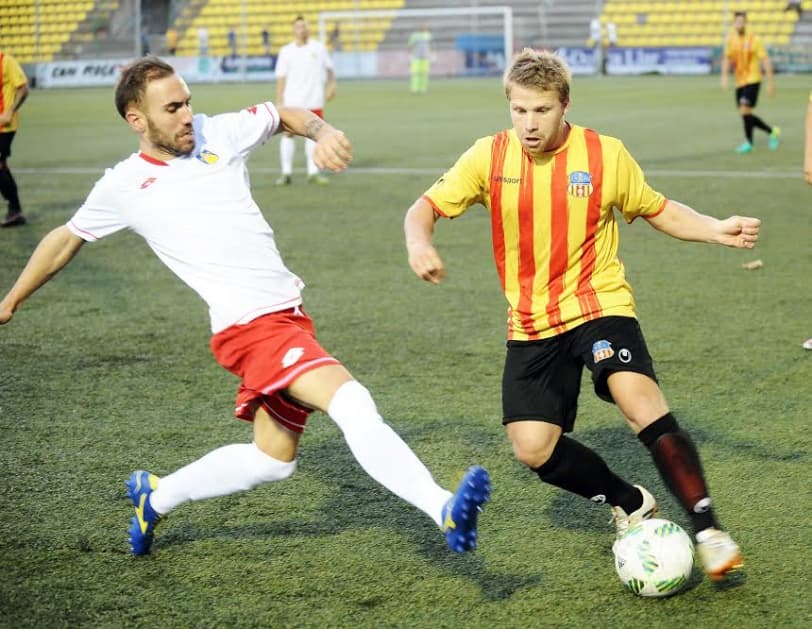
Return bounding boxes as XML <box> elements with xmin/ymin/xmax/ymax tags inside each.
<box><xmin>125</xmin><ymin>107</ymin><xmax>146</xmax><ymax>133</ymax></box>
<box><xmin>562</xmin><ymin>99</ymin><xmax>571</xmax><ymax>116</ymax></box>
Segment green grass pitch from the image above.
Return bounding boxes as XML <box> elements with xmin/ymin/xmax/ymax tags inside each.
<box><xmin>1</xmin><ymin>73</ymin><xmax>810</xmax><ymax>627</ymax></box>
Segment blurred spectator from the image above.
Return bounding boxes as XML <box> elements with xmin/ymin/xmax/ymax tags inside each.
<box><xmin>784</xmin><ymin>1</ymin><xmax>803</xmax><ymax>17</ymax></box>
<box><xmin>329</xmin><ymin>24</ymin><xmax>342</xmax><ymax>52</ymax></box>
<box><xmin>140</xmin><ymin>28</ymin><xmax>150</xmax><ymax>56</ymax></box>
<box><xmin>262</xmin><ymin>27</ymin><xmax>271</xmax><ymax>56</ymax></box>
<box><xmin>165</xmin><ymin>26</ymin><xmax>178</xmax><ymax>56</ymax></box>
<box><xmin>589</xmin><ymin>17</ymin><xmax>604</xmax><ymax>75</ymax></box>
<box><xmin>198</xmin><ymin>26</ymin><xmax>209</xmax><ymax>57</ymax></box>
<box><xmin>228</xmin><ymin>27</ymin><xmax>237</xmax><ymax>58</ymax></box>
<box><xmin>607</xmin><ymin>21</ymin><xmax>617</xmax><ymax>48</ymax></box>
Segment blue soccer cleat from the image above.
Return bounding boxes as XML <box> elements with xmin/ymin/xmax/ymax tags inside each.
<box><xmin>441</xmin><ymin>465</ymin><xmax>491</xmax><ymax>553</ymax></box>
<box><xmin>126</xmin><ymin>470</ymin><xmax>162</xmax><ymax>555</ymax></box>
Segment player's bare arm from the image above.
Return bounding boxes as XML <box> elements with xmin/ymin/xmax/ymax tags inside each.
<box><xmin>762</xmin><ymin>54</ymin><xmax>776</xmax><ymax>97</ymax></box>
<box><xmin>0</xmin><ymin>225</ymin><xmax>84</xmax><ymax>324</ymax></box>
<box><xmin>720</xmin><ymin>56</ymin><xmax>730</xmax><ymax>90</ymax></box>
<box><xmin>276</xmin><ymin>106</ymin><xmax>352</xmax><ymax>171</ymax></box>
<box><xmin>646</xmin><ymin>200</ymin><xmax>761</xmax><ymax>249</ymax></box>
<box><xmin>0</xmin><ymin>82</ymin><xmax>29</xmax><ymax>127</ymax></box>
<box><xmin>404</xmin><ymin>197</ymin><xmax>445</xmax><ymax>284</ymax></box>
<box><xmin>325</xmin><ymin>69</ymin><xmax>337</xmax><ymax>102</ymax></box>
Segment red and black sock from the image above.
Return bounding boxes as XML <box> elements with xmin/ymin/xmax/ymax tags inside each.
<box><xmin>638</xmin><ymin>413</ymin><xmax>719</xmax><ymax>533</ymax></box>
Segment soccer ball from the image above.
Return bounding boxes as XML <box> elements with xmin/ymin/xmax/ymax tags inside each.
<box><xmin>613</xmin><ymin>518</ymin><xmax>694</xmax><ymax>598</ymax></box>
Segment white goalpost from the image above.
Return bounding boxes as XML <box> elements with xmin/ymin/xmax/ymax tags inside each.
<box><xmin>318</xmin><ymin>6</ymin><xmax>514</xmax><ymax>80</ymax></box>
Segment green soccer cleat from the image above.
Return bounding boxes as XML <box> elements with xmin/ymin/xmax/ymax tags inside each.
<box><xmin>441</xmin><ymin>465</ymin><xmax>491</xmax><ymax>552</ymax></box>
<box><xmin>307</xmin><ymin>174</ymin><xmax>329</xmax><ymax>185</ymax></box>
<box><xmin>126</xmin><ymin>470</ymin><xmax>162</xmax><ymax>555</ymax></box>
<box><xmin>768</xmin><ymin>126</ymin><xmax>781</xmax><ymax>151</ymax></box>
<box><xmin>735</xmin><ymin>141</ymin><xmax>753</xmax><ymax>154</ymax></box>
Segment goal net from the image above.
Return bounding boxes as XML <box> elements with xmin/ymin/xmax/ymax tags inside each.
<box><xmin>317</xmin><ymin>6</ymin><xmax>514</xmax><ymax>79</ymax></box>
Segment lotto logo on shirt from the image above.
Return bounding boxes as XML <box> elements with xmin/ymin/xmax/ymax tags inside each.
<box><xmin>196</xmin><ymin>149</ymin><xmax>220</xmax><ymax>165</ymax></box>
<box><xmin>567</xmin><ymin>171</ymin><xmax>593</xmax><ymax>198</ymax></box>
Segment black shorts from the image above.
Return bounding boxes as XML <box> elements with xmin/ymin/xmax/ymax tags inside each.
<box><xmin>735</xmin><ymin>83</ymin><xmax>760</xmax><ymax>108</ymax></box>
<box><xmin>502</xmin><ymin>316</ymin><xmax>657</xmax><ymax>432</ymax></box>
<box><xmin>0</xmin><ymin>132</ymin><xmax>15</xmax><ymax>160</ymax></box>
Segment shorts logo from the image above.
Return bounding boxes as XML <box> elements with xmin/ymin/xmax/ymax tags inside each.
<box><xmin>567</xmin><ymin>170</ymin><xmax>593</xmax><ymax>197</ymax></box>
<box><xmin>693</xmin><ymin>497</ymin><xmax>712</xmax><ymax>513</ymax></box>
<box><xmin>196</xmin><ymin>149</ymin><xmax>219</xmax><ymax>165</ymax></box>
<box><xmin>618</xmin><ymin>348</ymin><xmax>632</xmax><ymax>363</ymax></box>
<box><xmin>592</xmin><ymin>340</ymin><xmax>614</xmax><ymax>362</ymax></box>
<box><xmin>282</xmin><ymin>347</ymin><xmax>305</xmax><ymax>368</ymax></box>
<box><xmin>590</xmin><ymin>494</ymin><xmax>607</xmax><ymax>505</ymax></box>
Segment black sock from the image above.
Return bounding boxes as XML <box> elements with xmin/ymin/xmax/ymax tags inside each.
<box><xmin>750</xmin><ymin>114</ymin><xmax>772</xmax><ymax>134</ymax></box>
<box><xmin>638</xmin><ymin>413</ymin><xmax>719</xmax><ymax>533</ymax></box>
<box><xmin>742</xmin><ymin>114</ymin><xmax>755</xmax><ymax>143</ymax></box>
<box><xmin>0</xmin><ymin>166</ymin><xmax>21</xmax><ymax>214</ymax></box>
<box><xmin>533</xmin><ymin>435</ymin><xmax>642</xmax><ymax>513</ymax></box>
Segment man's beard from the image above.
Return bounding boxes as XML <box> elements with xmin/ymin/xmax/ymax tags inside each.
<box><xmin>147</xmin><ymin>124</ymin><xmax>194</xmax><ymax>157</ymax></box>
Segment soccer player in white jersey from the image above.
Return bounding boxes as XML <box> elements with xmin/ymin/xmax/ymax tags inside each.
<box><xmin>0</xmin><ymin>57</ymin><xmax>490</xmax><ymax>556</ymax></box>
<box><xmin>274</xmin><ymin>15</ymin><xmax>336</xmax><ymax>185</ymax></box>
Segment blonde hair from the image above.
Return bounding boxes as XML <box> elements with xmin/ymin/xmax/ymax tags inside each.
<box><xmin>503</xmin><ymin>48</ymin><xmax>571</xmax><ymax>104</ymax></box>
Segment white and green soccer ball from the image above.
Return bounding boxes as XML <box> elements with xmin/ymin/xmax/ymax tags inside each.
<box><xmin>613</xmin><ymin>518</ymin><xmax>694</xmax><ymax>598</ymax></box>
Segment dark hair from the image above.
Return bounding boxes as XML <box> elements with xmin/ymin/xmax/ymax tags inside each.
<box><xmin>114</xmin><ymin>55</ymin><xmax>175</xmax><ymax>119</ymax></box>
<box><xmin>734</xmin><ymin>11</ymin><xmax>747</xmax><ymax>18</ymax></box>
<box><xmin>293</xmin><ymin>15</ymin><xmax>305</xmax><ymax>24</ymax></box>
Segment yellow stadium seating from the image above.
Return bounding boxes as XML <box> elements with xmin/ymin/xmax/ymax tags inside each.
<box><xmin>175</xmin><ymin>0</ymin><xmax>404</xmax><ymax>57</ymax></box>
<box><xmin>0</xmin><ymin>0</ymin><xmax>98</xmax><ymax>62</ymax></box>
<box><xmin>601</xmin><ymin>0</ymin><xmax>799</xmax><ymax>47</ymax></box>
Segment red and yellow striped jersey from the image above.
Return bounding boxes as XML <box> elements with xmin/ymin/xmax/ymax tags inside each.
<box><xmin>724</xmin><ymin>30</ymin><xmax>767</xmax><ymax>87</ymax></box>
<box><xmin>0</xmin><ymin>51</ymin><xmax>27</xmax><ymax>132</ymax></box>
<box><xmin>423</xmin><ymin>124</ymin><xmax>666</xmax><ymax>341</ymax></box>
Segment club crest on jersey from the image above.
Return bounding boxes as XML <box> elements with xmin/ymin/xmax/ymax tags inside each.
<box><xmin>196</xmin><ymin>149</ymin><xmax>219</xmax><ymax>165</ymax></box>
<box><xmin>567</xmin><ymin>170</ymin><xmax>593</xmax><ymax>198</ymax></box>
<box><xmin>592</xmin><ymin>340</ymin><xmax>614</xmax><ymax>362</ymax></box>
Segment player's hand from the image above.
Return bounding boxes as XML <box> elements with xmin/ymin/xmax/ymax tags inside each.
<box><xmin>767</xmin><ymin>81</ymin><xmax>776</xmax><ymax>97</ymax></box>
<box><xmin>408</xmin><ymin>243</ymin><xmax>446</xmax><ymax>284</ymax></box>
<box><xmin>313</xmin><ymin>128</ymin><xmax>352</xmax><ymax>171</ymax></box>
<box><xmin>326</xmin><ymin>83</ymin><xmax>336</xmax><ymax>102</ymax></box>
<box><xmin>720</xmin><ymin>75</ymin><xmax>728</xmax><ymax>90</ymax></box>
<box><xmin>715</xmin><ymin>216</ymin><xmax>761</xmax><ymax>249</ymax></box>
<box><xmin>804</xmin><ymin>170</ymin><xmax>812</xmax><ymax>186</ymax></box>
<box><xmin>0</xmin><ymin>111</ymin><xmax>11</xmax><ymax>127</ymax></box>
<box><xmin>0</xmin><ymin>300</ymin><xmax>14</xmax><ymax>325</ymax></box>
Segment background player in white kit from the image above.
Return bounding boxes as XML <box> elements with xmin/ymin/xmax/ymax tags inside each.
<box><xmin>0</xmin><ymin>57</ymin><xmax>490</xmax><ymax>557</ymax></box>
<box><xmin>274</xmin><ymin>15</ymin><xmax>336</xmax><ymax>185</ymax></box>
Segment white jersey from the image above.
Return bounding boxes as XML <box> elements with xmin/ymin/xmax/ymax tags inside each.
<box><xmin>67</xmin><ymin>102</ymin><xmax>305</xmax><ymax>334</ymax></box>
<box><xmin>275</xmin><ymin>39</ymin><xmax>333</xmax><ymax>109</ymax></box>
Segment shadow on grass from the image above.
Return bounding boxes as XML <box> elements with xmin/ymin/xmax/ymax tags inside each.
<box><xmin>154</xmin><ymin>424</ymin><xmax>542</xmax><ymax>601</ymax></box>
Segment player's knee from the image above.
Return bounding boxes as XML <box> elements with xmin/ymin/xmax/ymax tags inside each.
<box><xmin>328</xmin><ymin>380</ymin><xmax>384</xmax><ymax>434</ymax></box>
<box><xmin>511</xmin><ymin>433</ymin><xmax>558</xmax><ymax>468</ymax></box>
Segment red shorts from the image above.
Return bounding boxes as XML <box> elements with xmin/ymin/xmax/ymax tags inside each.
<box><xmin>310</xmin><ymin>109</ymin><xmax>324</xmax><ymax>119</ymax></box>
<box><xmin>210</xmin><ymin>307</ymin><xmax>339</xmax><ymax>433</ymax></box>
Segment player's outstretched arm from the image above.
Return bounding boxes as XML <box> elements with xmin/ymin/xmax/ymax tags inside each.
<box><xmin>646</xmin><ymin>200</ymin><xmax>761</xmax><ymax>249</ymax></box>
<box><xmin>276</xmin><ymin>106</ymin><xmax>352</xmax><ymax>171</ymax></box>
<box><xmin>0</xmin><ymin>225</ymin><xmax>84</xmax><ymax>325</ymax></box>
<box><xmin>404</xmin><ymin>197</ymin><xmax>446</xmax><ymax>284</ymax></box>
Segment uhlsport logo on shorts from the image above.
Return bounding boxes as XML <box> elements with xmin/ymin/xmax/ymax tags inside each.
<box><xmin>567</xmin><ymin>171</ymin><xmax>593</xmax><ymax>197</ymax></box>
<box><xmin>196</xmin><ymin>149</ymin><xmax>219</xmax><ymax>165</ymax></box>
<box><xmin>592</xmin><ymin>340</ymin><xmax>614</xmax><ymax>362</ymax></box>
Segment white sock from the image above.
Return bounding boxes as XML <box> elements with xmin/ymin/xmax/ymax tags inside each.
<box><xmin>280</xmin><ymin>135</ymin><xmax>295</xmax><ymax>175</ymax></box>
<box><xmin>149</xmin><ymin>442</ymin><xmax>296</xmax><ymax>515</ymax></box>
<box><xmin>328</xmin><ymin>381</ymin><xmax>452</xmax><ymax>527</ymax></box>
<box><xmin>304</xmin><ymin>138</ymin><xmax>318</xmax><ymax>176</ymax></box>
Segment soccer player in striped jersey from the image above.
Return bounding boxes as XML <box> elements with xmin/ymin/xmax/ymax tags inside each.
<box><xmin>404</xmin><ymin>48</ymin><xmax>759</xmax><ymax>583</ymax></box>
<box><xmin>721</xmin><ymin>11</ymin><xmax>780</xmax><ymax>154</ymax></box>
